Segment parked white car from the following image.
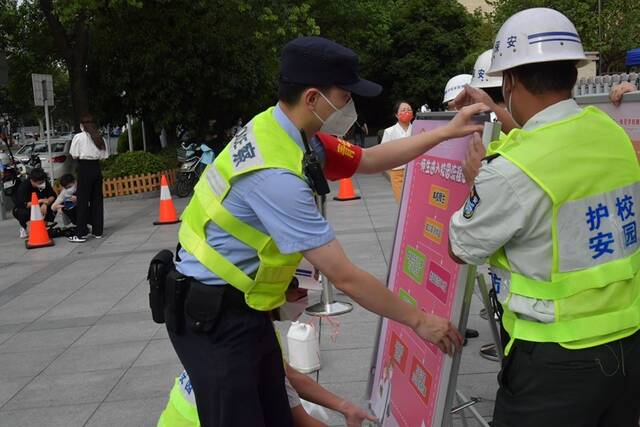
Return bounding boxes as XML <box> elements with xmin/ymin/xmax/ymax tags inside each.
<box><xmin>15</xmin><ymin>139</ymin><xmax>76</xmax><ymax>180</ymax></box>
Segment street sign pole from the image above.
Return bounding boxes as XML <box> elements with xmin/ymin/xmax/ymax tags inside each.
<box><xmin>127</xmin><ymin>114</ymin><xmax>133</xmax><ymax>152</ymax></box>
<box><xmin>31</xmin><ymin>73</ymin><xmax>55</xmax><ymax>183</ymax></box>
<box><xmin>42</xmin><ymin>80</ymin><xmax>55</xmax><ymax>184</ymax></box>
<box><xmin>0</xmin><ymin>151</ymin><xmax>5</xmax><ymax>220</ymax></box>
<box><xmin>142</xmin><ymin>119</ymin><xmax>147</xmax><ymax>152</ymax></box>
<box><xmin>1</xmin><ymin>50</ymin><xmax>8</xmax><ymax>219</ymax></box>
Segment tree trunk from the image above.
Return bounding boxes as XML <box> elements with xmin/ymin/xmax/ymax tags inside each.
<box><xmin>69</xmin><ymin>54</ymin><xmax>90</xmax><ymax>130</ymax></box>
<box><xmin>142</xmin><ymin>116</ymin><xmax>161</xmax><ymax>153</ymax></box>
<box><xmin>39</xmin><ymin>0</ymin><xmax>91</xmax><ymax>131</ymax></box>
<box><xmin>166</xmin><ymin>127</ymin><xmax>177</xmax><ymax>146</ymax></box>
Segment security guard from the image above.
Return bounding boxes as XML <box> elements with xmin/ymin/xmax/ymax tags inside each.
<box><xmin>169</xmin><ymin>36</ymin><xmax>483</xmax><ymax>427</ymax></box>
<box><xmin>443</xmin><ymin>74</ymin><xmax>471</xmax><ymax>110</ymax></box>
<box><xmin>449</xmin><ymin>9</ymin><xmax>640</xmax><ymax>426</ymax></box>
<box><xmin>453</xmin><ymin>50</ymin><xmax>519</xmax><ymax>133</ymax></box>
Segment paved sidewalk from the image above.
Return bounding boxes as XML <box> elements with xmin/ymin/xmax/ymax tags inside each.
<box><xmin>0</xmin><ymin>174</ymin><xmax>498</xmax><ymax>427</ymax></box>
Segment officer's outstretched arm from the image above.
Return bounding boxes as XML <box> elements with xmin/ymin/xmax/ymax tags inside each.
<box><xmin>357</xmin><ymin>103</ymin><xmax>488</xmax><ymax>174</ymax></box>
<box><xmin>304</xmin><ymin>239</ymin><xmax>464</xmax><ymax>356</ymax></box>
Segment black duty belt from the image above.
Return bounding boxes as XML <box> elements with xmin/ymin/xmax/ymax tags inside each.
<box><xmin>185</xmin><ymin>276</ymin><xmax>252</xmax><ymax>312</ymax></box>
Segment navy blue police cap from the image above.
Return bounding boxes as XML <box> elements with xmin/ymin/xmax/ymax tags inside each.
<box><xmin>280</xmin><ymin>36</ymin><xmax>382</xmax><ymax>97</ymax></box>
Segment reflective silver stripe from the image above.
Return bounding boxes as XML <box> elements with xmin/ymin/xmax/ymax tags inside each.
<box><xmin>160</xmin><ymin>184</ymin><xmax>171</xmax><ymax>200</ymax></box>
<box><xmin>490</xmin><ymin>266</ymin><xmax>555</xmax><ymax>323</ymax></box>
<box><xmin>488</xmin><ymin>266</ymin><xmax>511</xmax><ymax>304</ymax></box>
<box><xmin>508</xmin><ymin>295</ymin><xmax>555</xmax><ymax>323</ymax></box>
<box><xmin>205</xmin><ymin>166</ymin><xmax>228</xmax><ymax>198</ymax></box>
<box><xmin>229</xmin><ymin>121</ymin><xmax>265</xmax><ymax>174</ymax></box>
<box><xmin>557</xmin><ymin>182</ymin><xmax>640</xmax><ymax>272</ymax></box>
<box><xmin>177</xmin><ymin>370</ymin><xmax>197</xmax><ymax>405</ymax></box>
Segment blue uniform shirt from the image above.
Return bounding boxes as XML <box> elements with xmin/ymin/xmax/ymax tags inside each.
<box><xmin>176</xmin><ymin>105</ymin><xmax>334</xmax><ymax>285</ymax></box>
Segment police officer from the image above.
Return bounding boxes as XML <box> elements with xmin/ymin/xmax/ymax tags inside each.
<box><xmin>449</xmin><ymin>9</ymin><xmax>640</xmax><ymax>426</ymax></box>
<box><xmin>170</xmin><ymin>36</ymin><xmax>484</xmax><ymax>427</ymax></box>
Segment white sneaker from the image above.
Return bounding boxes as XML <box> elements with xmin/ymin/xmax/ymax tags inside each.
<box><xmin>19</xmin><ymin>227</ymin><xmax>28</xmax><ymax>239</ymax></box>
<box><xmin>90</xmin><ymin>233</ymin><xmax>103</xmax><ymax>239</ymax></box>
<box><xmin>68</xmin><ymin>235</ymin><xmax>87</xmax><ymax>243</ymax></box>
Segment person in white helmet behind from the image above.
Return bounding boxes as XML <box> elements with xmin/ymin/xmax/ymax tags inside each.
<box><xmin>452</xmin><ymin>50</ymin><xmax>520</xmax><ymax>132</ymax></box>
<box><xmin>442</xmin><ymin>74</ymin><xmax>472</xmax><ymax>110</ymax></box>
<box><xmin>448</xmin><ymin>8</ymin><xmax>640</xmax><ymax>426</ymax></box>
<box><xmin>442</xmin><ymin>72</ymin><xmax>484</xmax><ymax>344</ymax></box>
<box><xmin>465</xmin><ymin>49</ymin><xmax>511</xmax><ymax>363</ymax></box>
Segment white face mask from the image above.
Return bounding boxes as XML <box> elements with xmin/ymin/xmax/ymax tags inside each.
<box><xmin>312</xmin><ymin>92</ymin><xmax>358</xmax><ymax>137</ymax></box>
<box><xmin>36</xmin><ymin>183</ymin><xmax>46</xmax><ymax>190</ymax></box>
<box><xmin>501</xmin><ymin>74</ymin><xmax>520</xmax><ymax>127</ymax></box>
<box><xmin>66</xmin><ymin>185</ymin><xmax>77</xmax><ymax>193</ymax></box>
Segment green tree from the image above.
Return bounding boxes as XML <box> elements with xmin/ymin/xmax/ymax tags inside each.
<box><xmin>35</xmin><ymin>0</ymin><xmax>140</xmax><ymax>128</ymax></box>
<box><xmin>87</xmin><ymin>0</ymin><xmax>318</xmax><ymax>147</ymax></box>
<box><xmin>597</xmin><ymin>0</ymin><xmax>640</xmax><ymax>71</ymax></box>
<box><xmin>309</xmin><ymin>0</ymin><xmax>395</xmax><ymax>76</ymax></box>
<box><xmin>307</xmin><ymin>0</ymin><xmax>395</xmax><ymax>128</ymax></box>
<box><xmin>0</xmin><ymin>0</ymin><xmax>72</xmax><ymax>128</ymax></box>
<box><xmin>374</xmin><ymin>0</ymin><xmax>487</xmax><ymax>123</ymax></box>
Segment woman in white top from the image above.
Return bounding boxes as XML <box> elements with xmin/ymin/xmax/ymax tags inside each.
<box><xmin>381</xmin><ymin>100</ymin><xmax>413</xmax><ymax>202</ymax></box>
<box><xmin>68</xmin><ymin>115</ymin><xmax>108</xmax><ymax>242</ymax></box>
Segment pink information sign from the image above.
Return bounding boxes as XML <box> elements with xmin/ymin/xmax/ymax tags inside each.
<box><xmin>369</xmin><ymin>114</ymin><xmax>479</xmax><ymax>427</ymax></box>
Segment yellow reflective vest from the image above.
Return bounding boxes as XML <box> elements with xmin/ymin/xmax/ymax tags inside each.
<box><xmin>157</xmin><ymin>372</ymin><xmax>198</xmax><ymax>427</ymax></box>
<box><xmin>487</xmin><ymin>106</ymin><xmax>640</xmax><ymax>354</ymax></box>
<box><xmin>178</xmin><ymin>107</ymin><xmax>305</xmax><ymax>311</ymax></box>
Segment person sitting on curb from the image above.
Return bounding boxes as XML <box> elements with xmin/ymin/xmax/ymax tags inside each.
<box><xmin>12</xmin><ymin>167</ymin><xmax>56</xmax><ymax>239</ymax></box>
<box><xmin>51</xmin><ymin>173</ymin><xmax>78</xmax><ymax>228</ymax></box>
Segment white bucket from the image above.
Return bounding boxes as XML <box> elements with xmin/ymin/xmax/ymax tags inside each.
<box><xmin>287</xmin><ymin>321</ymin><xmax>321</xmax><ymax>373</ymax></box>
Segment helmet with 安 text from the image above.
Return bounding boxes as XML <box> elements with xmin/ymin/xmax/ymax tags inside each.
<box><xmin>488</xmin><ymin>8</ymin><xmax>588</xmax><ymax>76</ymax></box>
<box><xmin>471</xmin><ymin>50</ymin><xmax>503</xmax><ymax>88</ymax></box>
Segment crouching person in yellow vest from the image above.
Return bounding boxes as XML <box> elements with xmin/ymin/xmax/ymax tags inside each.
<box><xmin>448</xmin><ymin>8</ymin><xmax>640</xmax><ymax>427</ymax></box>
<box><xmin>158</xmin><ymin>364</ymin><xmax>375</xmax><ymax>427</ymax></box>
<box><xmin>158</xmin><ymin>281</ymin><xmax>375</xmax><ymax>427</ymax></box>
<box><xmin>165</xmin><ymin>36</ymin><xmax>488</xmax><ymax>427</ymax></box>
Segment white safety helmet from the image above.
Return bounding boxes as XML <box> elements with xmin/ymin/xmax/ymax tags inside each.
<box><xmin>488</xmin><ymin>8</ymin><xmax>588</xmax><ymax>76</ymax></box>
<box><xmin>471</xmin><ymin>50</ymin><xmax>503</xmax><ymax>88</ymax></box>
<box><xmin>443</xmin><ymin>74</ymin><xmax>472</xmax><ymax>104</ymax></box>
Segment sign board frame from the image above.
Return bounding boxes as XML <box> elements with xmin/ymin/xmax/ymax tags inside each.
<box><xmin>368</xmin><ymin>112</ymin><xmax>487</xmax><ymax>427</ymax></box>
<box><xmin>31</xmin><ymin>73</ymin><xmax>54</xmax><ymax>107</ymax></box>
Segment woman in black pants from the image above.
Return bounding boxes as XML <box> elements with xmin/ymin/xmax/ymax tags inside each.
<box><xmin>68</xmin><ymin>115</ymin><xmax>108</xmax><ymax>243</ymax></box>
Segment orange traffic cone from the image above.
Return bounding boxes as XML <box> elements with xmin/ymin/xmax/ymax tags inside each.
<box><xmin>26</xmin><ymin>192</ymin><xmax>54</xmax><ymax>249</ymax></box>
<box><xmin>333</xmin><ymin>178</ymin><xmax>361</xmax><ymax>201</ymax></box>
<box><xmin>153</xmin><ymin>175</ymin><xmax>181</xmax><ymax>225</ymax></box>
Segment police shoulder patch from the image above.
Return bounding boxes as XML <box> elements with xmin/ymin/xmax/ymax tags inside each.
<box><xmin>463</xmin><ymin>186</ymin><xmax>481</xmax><ymax>219</ymax></box>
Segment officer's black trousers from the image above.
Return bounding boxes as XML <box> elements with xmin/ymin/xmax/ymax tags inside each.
<box><xmin>492</xmin><ymin>329</ymin><xmax>640</xmax><ymax>426</ymax></box>
<box><xmin>167</xmin><ymin>287</ymin><xmax>293</xmax><ymax>427</ymax></box>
